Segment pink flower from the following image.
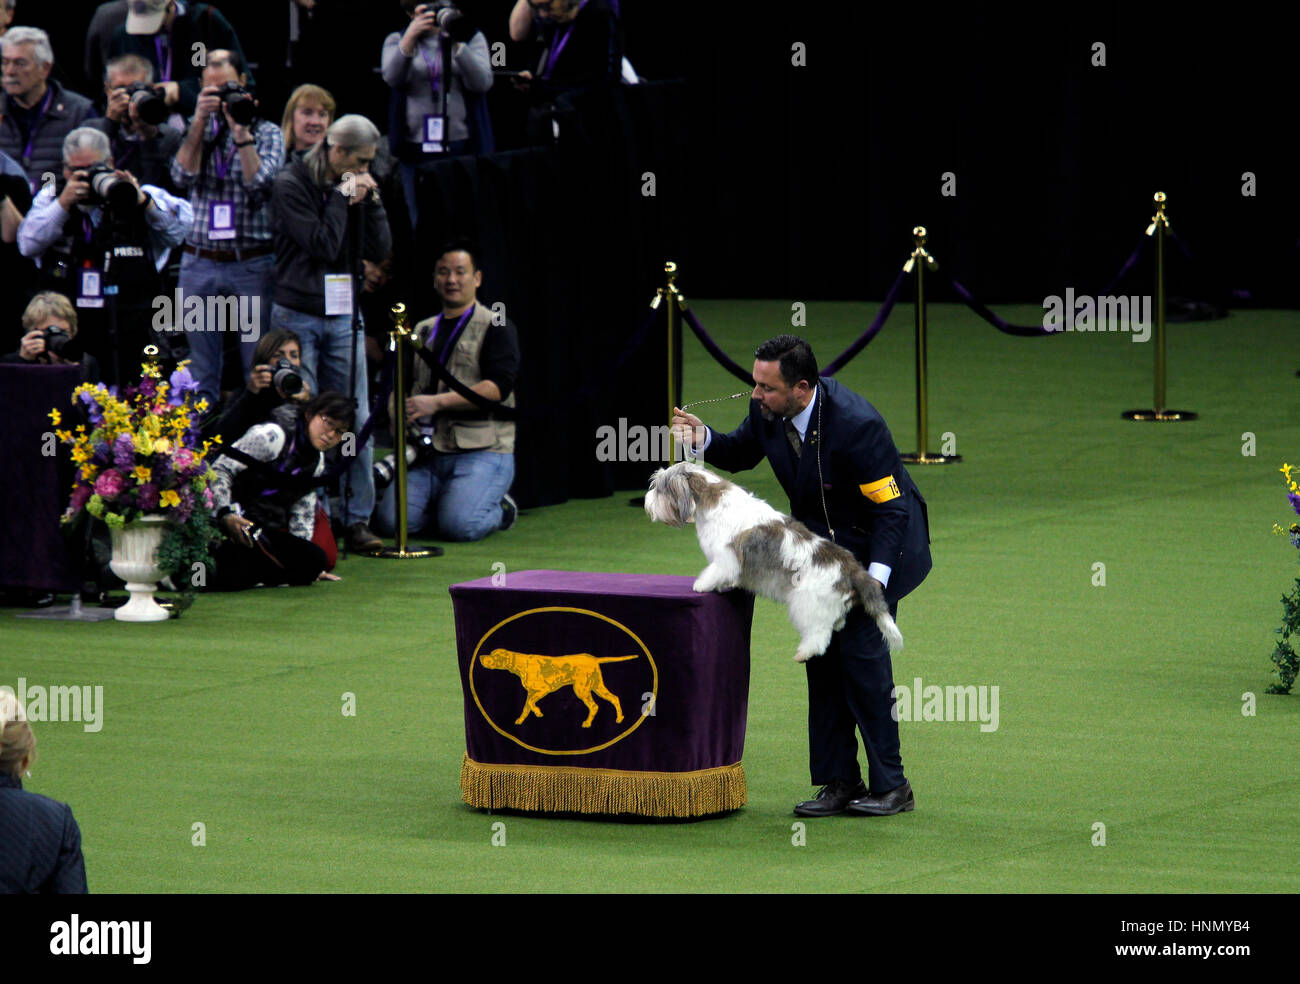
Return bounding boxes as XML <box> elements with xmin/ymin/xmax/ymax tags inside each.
<box><xmin>68</xmin><ymin>485</ymin><xmax>92</xmax><ymax>513</ymax></box>
<box><xmin>202</xmin><ymin>487</ymin><xmax>214</xmax><ymax>509</ymax></box>
<box><xmin>93</xmin><ymin>469</ymin><xmax>125</xmax><ymax>499</ymax></box>
<box><xmin>174</xmin><ymin>448</ymin><xmax>197</xmax><ymax>473</ymax></box>
<box><xmin>136</xmin><ymin>483</ymin><xmax>160</xmax><ymax>510</ymax></box>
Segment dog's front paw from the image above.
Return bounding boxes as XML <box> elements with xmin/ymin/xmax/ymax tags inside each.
<box><xmin>692</xmin><ymin>578</ymin><xmax>711</xmax><ymax>593</ymax></box>
<box><xmin>793</xmin><ymin>650</ymin><xmax>817</xmax><ymax>663</ymax></box>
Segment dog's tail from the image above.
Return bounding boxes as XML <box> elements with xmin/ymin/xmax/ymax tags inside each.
<box><xmin>595</xmin><ymin>655</ymin><xmax>640</xmax><ymax>663</ymax></box>
<box><xmin>850</xmin><ymin>568</ymin><xmax>904</xmax><ymax>653</ymax></box>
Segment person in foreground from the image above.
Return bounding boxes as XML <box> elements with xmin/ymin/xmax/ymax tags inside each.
<box><xmin>0</xmin><ymin>691</ymin><xmax>88</xmax><ymax>893</ymax></box>
<box><xmin>672</xmin><ymin>335</ymin><xmax>931</xmax><ymax>817</ymax></box>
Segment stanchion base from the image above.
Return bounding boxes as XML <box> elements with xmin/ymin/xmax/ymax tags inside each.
<box><xmin>373</xmin><ymin>544</ymin><xmax>444</xmax><ymax>559</ymax></box>
<box><xmin>1121</xmin><ymin>409</ymin><xmax>1198</xmax><ymax>421</ymax></box>
<box><xmin>900</xmin><ymin>453</ymin><xmax>963</xmax><ymax>465</ymax></box>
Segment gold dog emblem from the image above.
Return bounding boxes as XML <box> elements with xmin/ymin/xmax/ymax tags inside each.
<box><xmin>479</xmin><ymin>648</ymin><xmax>638</xmax><ymax>728</ymax></box>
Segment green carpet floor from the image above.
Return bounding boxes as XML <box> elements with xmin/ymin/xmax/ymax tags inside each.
<box><xmin>3</xmin><ymin>300</ymin><xmax>1297</xmax><ymax>893</ymax></box>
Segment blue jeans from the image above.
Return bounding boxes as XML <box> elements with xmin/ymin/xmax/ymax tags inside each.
<box><xmin>269</xmin><ymin>303</ymin><xmax>375</xmax><ymax>527</ymax></box>
<box><xmin>374</xmin><ymin>450</ymin><xmax>514</xmax><ymax>542</ymax></box>
<box><xmin>178</xmin><ymin>251</ymin><xmax>275</xmax><ymax>407</ymax></box>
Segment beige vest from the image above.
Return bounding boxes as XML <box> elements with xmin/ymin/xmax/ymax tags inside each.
<box><xmin>412</xmin><ymin>301</ymin><xmax>516</xmax><ymax>454</ymax></box>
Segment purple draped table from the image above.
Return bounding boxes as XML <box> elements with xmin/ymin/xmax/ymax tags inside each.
<box><xmin>450</xmin><ymin>570</ymin><xmax>755</xmax><ymax>818</ymax></box>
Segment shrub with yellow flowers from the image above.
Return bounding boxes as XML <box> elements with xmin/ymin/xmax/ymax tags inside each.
<box><xmin>1268</xmin><ymin>463</ymin><xmax>1300</xmax><ymax>694</ymax></box>
<box><xmin>51</xmin><ymin>358</ymin><xmax>222</xmax><ymax>613</ymax></box>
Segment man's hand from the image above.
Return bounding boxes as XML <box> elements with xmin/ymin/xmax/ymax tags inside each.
<box><xmin>405</xmin><ymin>393</ymin><xmax>441</xmax><ymax>423</ymax></box>
<box><xmin>346</xmin><ymin>172</ymin><xmax>378</xmax><ymax>206</ymax></box>
<box><xmin>671</xmin><ymin>407</ymin><xmax>705</xmax><ymax>451</ymax></box>
<box><xmin>105</xmin><ymin>86</ymin><xmax>131</xmax><ymax>123</ymax></box>
<box><xmin>18</xmin><ymin>328</ymin><xmax>48</xmax><ymax>362</ymax></box>
<box><xmin>399</xmin><ymin>4</ymin><xmax>439</xmax><ymax>55</ymax></box>
<box><xmin>114</xmin><ymin>169</ymin><xmax>147</xmax><ymax>207</ymax></box>
<box><xmin>193</xmin><ymin>85</ymin><xmax>221</xmax><ymax>127</ymax></box>
<box><xmin>158</xmin><ymin>81</ymin><xmax>180</xmax><ymax>106</ymax></box>
<box><xmin>221</xmin><ymin>513</ymin><xmax>256</xmax><ymax>547</ymax></box>
<box><xmin>227</xmin><ymin>110</ymin><xmax>253</xmax><ymax>146</ymax></box>
<box><xmin>56</xmin><ymin>170</ymin><xmax>92</xmax><ymax>210</ymax></box>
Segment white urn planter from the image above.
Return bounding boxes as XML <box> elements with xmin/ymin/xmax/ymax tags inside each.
<box><xmin>109</xmin><ymin>514</ymin><xmax>171</xmax><ymax>622</ymax></box>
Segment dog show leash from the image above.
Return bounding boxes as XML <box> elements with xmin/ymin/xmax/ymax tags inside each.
<box><xmin>679</xmin><ymin>393</ymin><xmax>748</xmax><ymax>411</ymax></box>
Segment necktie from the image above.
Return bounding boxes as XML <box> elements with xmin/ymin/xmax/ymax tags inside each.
<box><xmin>784</xmin><ymin>418</ymin><xmax>802</xmax><ymax>458</ymax></box>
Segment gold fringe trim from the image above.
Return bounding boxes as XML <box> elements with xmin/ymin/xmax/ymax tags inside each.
<box><xmin>460</xmin><ymin>755</ymin><xmax>746</xmax><ymax>818</ymax></box>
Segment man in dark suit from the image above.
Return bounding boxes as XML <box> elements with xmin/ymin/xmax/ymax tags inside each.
<box><xmin>672</xmin><ymin>334</ymin><xmax>931</xmax><ymax>817</ymax></box>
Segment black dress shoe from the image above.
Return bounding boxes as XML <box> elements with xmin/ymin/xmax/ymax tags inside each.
<box><xmin>846</xmin><ymin>780</ymin><xmax>915</xmax><ymax>816</ymax></box>
<box><xmin>793</xmin><ymin>778</ymin><xmax>868</xmax><ymax>817</ymax></box>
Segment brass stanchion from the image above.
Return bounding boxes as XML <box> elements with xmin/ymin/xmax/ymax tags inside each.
<box><xmin>1123</xmin><ymin>192</ymin><xmax>1197</xmax><ymax>421</ymax></box>
<box><xmin>375</xmin><ymin>302</ymin><xmax>440</xmax><ymax>559</ymax></box>
<box><xmin>663</xmin><ymin>260</ymin><xmax>685</xmax><ymax>463</ymax></box>
<box><xmin>900</xmin><ymin>227</ymin><xmax>960</xmax><ymax>465</ymax></box>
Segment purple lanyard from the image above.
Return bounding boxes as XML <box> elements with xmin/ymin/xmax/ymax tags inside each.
<box><xmin>433</xmin><ymin>307</ymin><xmax>474</xmax><ymax>365</ymax></box>
<box><xmin>419</xmin><ymin>41</ymin><xmax>441</xmax><ymax>95</ymax></box>
<box><xmin>80</xmin><ymin>214</ymin><xmax>95</xmax><ymax>245</ymax></box>
<box><xmin>543</xmin><ymin>3</ymin><xmax>587</xmax><ymax>78</ymax></box>
<box><xmin>21</xmin><ymin>88</ymin><xmax>55</xmax><ymax>165</ymax></box>
<box><xmin>210</xmin><ymin>117</ymin><xmax>237</xmax><ymax>180</ymax></box>
<box><xmin>154</xmin><ymin>29</ymin><xmax>173</xmax><ymax>83</ymax></box>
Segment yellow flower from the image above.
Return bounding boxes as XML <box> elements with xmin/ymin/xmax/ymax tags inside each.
<box><xmin>132</xmin><ymin>465</ymin><xmax>152</xmax><ymax>483</ymax></box>
<box><xmin>71</xmin><ymin>446</ymin><xmax>90</xmax><ymax>464</ymax></box>
<box><xmin>159</xmin><ymin>489</ymin><xmax>180</xmax><ymax>509</ymax></box>
<box><xmin>134</xmin><ymin>430</ymin><xmax>154</xmax><ymax>456</ymax></box>
<box><xmin>154</xmin><ymin>437</ymin><xmax>172</xmax><ymax>455</ymax></box>
<box><xmin>49</xmin><ymin>408</ymin><xmax>62</xmax><ymax>426</ymax></box>
<box><xmin>142</xmin><ymin>415</ymin><xmax>162</xmax><ymax>437</ymax></box>
<box><xmin>80</xmin><ymin>464</ymin><xmax>98</xmax><ymax>482</ymax></box>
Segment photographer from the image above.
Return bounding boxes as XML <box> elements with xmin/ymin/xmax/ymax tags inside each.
<box><xmin>16</xmin><ymin>126</ymin><xmax>190</xmax><ymax>385</ymax></box>
<box><xmin>382</xmin><ymin>1</ymin><xmax>492</xmax><ymax>229</ymax></box>
<box><xmin>209</xmin><ymin>391</ymin><xmax>352</xmax><ymax>590</ymax></box>
<box><xmin>171</xmin><ymin>48</ymin><xmax>283</xmax><ymax>408</ymax></box>
<box><xmin>270</xmin><ymin>114</ymin><xmax>391</xmax><ymax>555</ymax></box>
<box><xmin>0</xmin><ymin>27</ymin><xmax>95</xmax><ymax>191</ymax></box>
<box><xmin>203</xmin><ymin>327</ymin><xmax>310</xmax><ymax>443</ymax></box>
<box><xmin>86</xmin><ymin>53</ymin><xmax>182</xmax><ymax>193</ymax></box>
<box><xmin>509</xmin><ymin>0</ymin><xmax>623</xmax><ymax>89</ymax></box>
<box><xmin>2</xmin><ymin>291</ymin><xmax>98</xmax><ymax>380</ymax></box>
<box><xmin>0</xmin><ymin>148</ymin><xmax>33</xmax><ymax>338</ymax></box>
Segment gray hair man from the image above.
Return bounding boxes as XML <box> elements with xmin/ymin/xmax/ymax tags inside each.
<box><xmin>0</xmin><ymin>26</ymin><xmax>95</xmax><ymax>190</ymax></box>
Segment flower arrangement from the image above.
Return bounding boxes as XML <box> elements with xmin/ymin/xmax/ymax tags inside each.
<box><xmin>1267</xmin><ymin>463</ymin><xmax>1300</xmax><ymax>694</ymax></box>
<box><xmin>50</xmin><ymin>356</ymin><xmax>221</xmax><ymax>613</ymax></box>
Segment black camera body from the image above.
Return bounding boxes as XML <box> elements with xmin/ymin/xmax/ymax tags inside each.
<box><xmin>216</xmin><ymin>81</ymin><xmax>256</xmax><ymax>126</ymax></box>
<box><xmin>41</xmin><ymin>324</ymin><xmax>73</xmax><ymax>358</ymax></box>
<box><xmin>55</xmin><ymin>163</ymin><xmax>138</xmax><ymax>211</ymax></box>
<box><xmin>270</xmin><ymin>359</ymin><xmax>304</xmax><ymax>397</ymax></box>
<box><xmin>424</xmin><ymin>1</ymin><xmax>479</xmax><ymax>43</ymax></box>
<box><xmin>374</xmin><ymin>432</ymin><xmax>436</xmax><ymax>489</ymax></box>
<box><xmin>122</xmin><ymin>82</ymin><xmax>168</xmax><ymax>126</ymax></box>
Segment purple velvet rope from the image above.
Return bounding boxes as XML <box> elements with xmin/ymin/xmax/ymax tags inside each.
<box><xmin>679</xmin><ymin>306</ymin><xmax>754</xmax><ymax>385</ymax></box>
<box><xmin>821</xmin><ymin>267</ymin><xmax>908</xmax><ymax>376</ymax></box>
<box><xmin>950</xmin><ymin>233</ymin><xmax>1154</xmax><ymax>337</ymax></box>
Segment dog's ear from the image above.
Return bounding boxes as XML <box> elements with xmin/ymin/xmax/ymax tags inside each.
<box><xmin>667</xmin><ymin>468</ymin><xmax>696</xmax><ymax>526</ymax></box>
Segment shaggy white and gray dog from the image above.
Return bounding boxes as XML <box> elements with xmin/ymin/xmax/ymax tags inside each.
<box><xmin>645</xmin><ymin>461</ymin><xmax>903</xmax><ymax>662</ymax></box>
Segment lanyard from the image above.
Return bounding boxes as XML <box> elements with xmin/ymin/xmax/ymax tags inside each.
<box><xmin>432</xmin><ymin>307</ymin><xmax>474</xmax><ymax>365</ymax></box>
<box><xmin>210</xmin><ymin>117</ymin><xmax>237</xmax><ymax>180</ymax></box>
<box><xmin>21</xmin><ymin>87</ymin><xmax>55</xmax><ymax>165</ymax></box>
<box><xmin>543</xmin><ymin>2</ymin><xmax>587</xmax><ymax>78</ymax></box>
<box><xmin>154</xmin><ymin>29</ymin><xmax>174</xmax><ymax>82</ymax></box>
<box><xmin>419</xmin><ymin>41</ymin><xmax>441</xmax><ymax>94</ymax></box>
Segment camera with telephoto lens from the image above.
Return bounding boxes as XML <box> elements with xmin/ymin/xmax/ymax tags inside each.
<box><xmin>423</xmin><ymin>1</ymin><xmax>480</xmax><ymax>43</ymax></box>
<box><xmin>215</xmin><ymin>81</ymin><xmax>257</xmax><ymax>126</ymax></box>
<box><xmin>56</xmin><ymin>162</ymin><xmax>138</xmax><ymax>210</ymax></box>
<box><xmin>41</xmin><ymin>324</ymin><xmax>72</xmax><ymax>358</ymax></box>
<box><xmin>374</xmin><ymin>431</ymin><xmax>436</xmax><ymax>489</ymax></box>
<box><xmin>270</xmin><ymin>359</ymin><xmax>303</xmax><ymax>397</ymax></box>
<box><xmin>121</xmin><ymin>81</ymin><xmax>168</xmax><ymax>126</ymax></box>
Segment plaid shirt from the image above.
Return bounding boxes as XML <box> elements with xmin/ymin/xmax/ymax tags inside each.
<box><xmin>170</xmin><ymin>117</ymin><xmax>282</xmax><ymax>249</ymax></box>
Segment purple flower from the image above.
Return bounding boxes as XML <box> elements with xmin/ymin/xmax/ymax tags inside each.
<box><xmin>138</xmin><ymin>377</ymin><xmax>157</xmax><ymax>399</ymax></box>
<box><xmin>92</xmin><ymin>441</ymin><xmax>111</xmax><ymax>465</ymax></box>
<box><xmin>94</xmin><ymin>469</ymin><xmax>125</xmax><ymax>499</ymax></box>
<box><xmin>113</xmin><ymin>432</ymin><xmax>135</xmax><ymax>471</ymax></box>
<box><xmin>1289</xmin><ymin>492</ymin><xmax>1300</xmax><ymax>516</ymax></box>
<box><xmin>136</xmin><ymin>483</ymin><xmax>160</xmax><ymax>510</ymax></box>
<box><xmin>168</xmin><ymin>367</ymin><xmax>199</xmax><ymax>405</ymax></box>
<box><xmin>68</xmin><ymin>485</ymin><xmax>92</xmax><ymax>513</ymax></box>
<box><xmin>78</xmin><ymin>389</ymin><xmax>104</xmax><ymax>425</ymax></box>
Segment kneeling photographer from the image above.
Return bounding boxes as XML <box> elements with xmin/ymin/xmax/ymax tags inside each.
<box><xmin>3</xmin><ymin>292</ymin><xmax>99</xmax><ymax>380</ymax></box>
<box><xmin>15</xmin><ymin>127</ymin><xmax>191</xmax><ymax>386</ymax></box>
<box><xmin>209</xmin><ymin>391</ymin><xmax>354</xmax><ymax>591</ymax></box>
<box><xmin>202</xmin><ymin>328</ymin><xmax>310</xmax><ymax>443</ymax></box>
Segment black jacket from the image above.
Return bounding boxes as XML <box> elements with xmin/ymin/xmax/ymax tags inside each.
<box><xmin>0</xmin><ymin>772</ymin><xmax>88</xmax><ymax>894</ymax></box>
<box><xmin>704</xmin><ymin>376</ymin><xmax>932</xmax><ymax>604</ymax></box>
<box><xmin>270</xmin><ymin>157</ymin><xmax>392</xmax><ymax>317</ymax></box>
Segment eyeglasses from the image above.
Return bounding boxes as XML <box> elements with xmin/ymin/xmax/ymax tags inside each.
<box><xmin>316</xmin><ymin>417</ymin><xmax>346</xmax><ymax>439</ymax></box>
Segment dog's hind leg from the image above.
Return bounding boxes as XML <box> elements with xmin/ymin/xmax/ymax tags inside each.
<box><xmin>572</xmin><ymin>682</ymin><xmax>601</xmax><ymax>728</ymax></box>
<box><xmin>788</xmin><ymin>595</ymin><xmax>834</xmax><ymax>663</ymax></box>
<box><xmin>592</xmin><ymin>680</ymin><xmax>625</xmax><ymax>722</ymax></box>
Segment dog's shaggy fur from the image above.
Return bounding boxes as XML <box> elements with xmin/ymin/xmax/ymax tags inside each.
<box><xmin>645</xmin><ymin>461</ymin><xmax>903</xmax><ymax>662</ymax></box>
